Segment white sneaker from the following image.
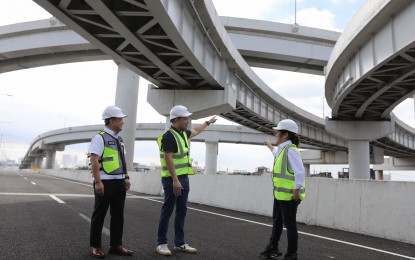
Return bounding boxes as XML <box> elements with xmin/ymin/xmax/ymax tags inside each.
<box><xmin>156</xmin><ymin>244</ymin><xmax>172</xmax><ymax>256</ymax></box>
<box><xmin>174</xmin><ymin>244</ymin><xmax>197</xmax><ymax>254</ymax></box>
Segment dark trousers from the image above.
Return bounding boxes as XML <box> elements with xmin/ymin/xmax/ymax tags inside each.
<box><xmin>90</xmin><ymin>179</ymin><xmax>126</xmax><ymax>247</ymax></box>
<box><xmin>157</xmin><ymin>175</ymin><xmax>189</xmax><ymax>247</ymax></box>
<box><xmin>269</xmin><ymin>198</ymin><xmax>300</xmax><ymax>255</ymax></box>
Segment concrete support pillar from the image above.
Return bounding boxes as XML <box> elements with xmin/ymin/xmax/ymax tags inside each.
<box><xmin>375</xmin><ymin>170</ymin><xmax>384</xmax><ymax>180</ymax></box>
<box><xmin>45</xmin><ymin>150</ymin><xmax>56</xmax><ymax>169</ymax></box>
<box><xmin>34</xmin><ymin>157</ymin><xmax>43</xmax><ymax>169</ymax></box>
<box><xmin>325</xmin><ymin>119</ymin><xmax>394</xmax><ymax>179</ymax></box>
<box><xmin>205</xmin><ymin>142</ymin><xmax>218</xmax><ymax>175</ymax></box>
<box><xmin>304</xmin><ymin>164</ymin><xmax>311</xmax><ymax>177</ymax></box>
<box><xmin>114</xmin><ymin>64</ymin><xmax>139</xmax><ymax>171</ymax></box>
<box><xmin>348</xmin><ymin>141</ymin><xmax>370</xmax><ymax>179</ymax></box>
<box><xmin>164</xmin><ymin>116</ymin><xmax>171</xmax><ymax>131</ymax></box>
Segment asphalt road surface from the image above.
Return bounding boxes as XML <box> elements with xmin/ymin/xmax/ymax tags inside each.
<box><xmin>0</xmin><ymin>169</ymin><xmax>414</xmax><ymax>260</ymax></box>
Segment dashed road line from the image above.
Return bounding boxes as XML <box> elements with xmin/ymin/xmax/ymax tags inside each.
<box><xmin>10</xmin><ymin>174</ymin><xmax>414</xmax><ymax>260</ymax></box>
<box><xmin>31</xmin><ymin>182</ymin><xmax>36</xmax><ymax>185</ymax></box>
<box><xmin>38</xmin><ymin>173</ymin><xmax>92</xmax><ymax>187</ymax></box>
<box><xmin>49</xmin><ymin>195</ymin><xmax>65</xmax><ymax>204</ymax></box>
<box><xmin>79</xmin><ymin>213</ymin><xmax>110</xmax><ymax>236</ymax></box>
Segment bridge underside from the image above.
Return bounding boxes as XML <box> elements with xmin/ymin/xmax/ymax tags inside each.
<box><xmin>335</xmin><ymin>44</ymin><xmax>415</xmax><ymax>120</ymax></box>
<box><xmin>221</xmin><ymin>102</ymin><xmax>348</xmax><ymax>152</ymax></box>
<box><xmin>34</xmin><ymin>0</ymin><xmax>222</xmax><ymax>90</ymax></box>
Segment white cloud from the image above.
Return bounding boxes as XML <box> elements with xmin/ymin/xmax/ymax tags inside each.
<box><xmin>211</xmin><ymin>0</ymin><xmax>285</xmax><ymax>20</ymax></box>
<box><xmin>331</xmin><ymin>0</ymin><xmax>360</xmax><ymax>5</ymax></box>
<box><xmin>0</xmin><ymin>1</ymin><xmax>51</xmax><ymax>25</ymax></box>
<box><xmin>253</xmin><ymin>68</ymin><xmax>329</xmax><ymax>117</ymax></box>
<box><xmin>277</xmin><ymin>7</ymin><xmax>339</xmax><ymax>31</ymax></box>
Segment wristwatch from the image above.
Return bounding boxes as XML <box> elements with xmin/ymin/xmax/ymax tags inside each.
<box><xmin>205</xmin><ymin>121</ymin><xmax>210</xmax><ymax>126</ymax></box>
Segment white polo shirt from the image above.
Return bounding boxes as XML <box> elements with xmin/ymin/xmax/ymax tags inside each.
<box><xmin>89</xmin><ymin>127</ymin><xmax>125</xmax><ymax>180</ymax></box>
<box><xmin>272</xmin><ymin>140</ymin><xmax>305</xmax><ymax>189</ymax></box>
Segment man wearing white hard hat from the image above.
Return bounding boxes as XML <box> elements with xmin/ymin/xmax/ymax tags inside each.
<box><xmin>260</xmin><ymin>119</ymin><xmax>305</xmax><ymax>260</ymax></box>
<box><xmin>89</xmin><ymin>106</ymin><xmax>133</xmax><ymax>258</ymax></box>
<box><xmin>155</xmin><ymin>105</ymin><xmax>217</xmax><ymax>256</ymax></box>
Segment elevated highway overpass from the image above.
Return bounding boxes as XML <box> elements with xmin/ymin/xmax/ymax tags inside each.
<box><xmin>324</xmin><ymin>0</ymin><xmax>415</xmax><ymax>178</ymax></box>
<box><xmin>2</xmin><ymin>0</ymin><xmax>415</xmax><ymax>177</ymax></box>
<box><xmin>19</xmin><ymin>123</ymin><xmax>271</xmax><ymax>169</ymax></box>
<box><xmin>19</xmin><ymin>123</ymin><xmax>357</xmax><ymax>172</ymax></box>
<box><xmin>1</xmin><ymin>14</ymin><xmax>349</xmax><ymax>170</ymax></box>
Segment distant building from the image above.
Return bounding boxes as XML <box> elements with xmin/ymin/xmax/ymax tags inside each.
<box><xmin>312</xmin><ymin>172</ymin><xmax>333</xmax><ymax>178</ymax></box>
<box><xmin>338</xmin><ymin>168</ymin><xmax>349</xmax><ymax>179</ymax></box>
<box><xmin>133</xmin><ymin>163</ymin><xmax>152</xmax><ymax>172</ymax></box>
<box><xmin>61</xmin><ymin>154</ymin><xmax>76</xmax><ymax>168</ymax></box>
<box><xmin>232</xmin><ymin>169</ymin><xmax>250</xmax><ymax>175</ymax></box>
<box><xmin>253</xmin><ymin>166</ymin><xmax>270</xmax><ymax>176</ymax></box>
<box><xmin>0</xmin><ymin>159</ymin><xmax>16</xmax><ymax>166</ymax></box>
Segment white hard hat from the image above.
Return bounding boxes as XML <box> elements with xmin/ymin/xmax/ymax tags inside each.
<box><xmin>170</xmin><ymin>105</ymin><xmax>192</xmax><ymax>120</ymax></box>
<box><xmin>102</xmin><ymin>106</ymin><xmax>127</xmax><ymax>120</ymax></box>
<box><xmin>273</xmin><ymin>119</ymin><xmax>298</xmax><ymax>134</ymax></box>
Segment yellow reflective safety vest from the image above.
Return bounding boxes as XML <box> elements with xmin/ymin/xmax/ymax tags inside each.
<box><xmin>99</xmin><ymin>131</ymin><xmax>125</xmax><ymax>175</ymax></box>
<box><xmin>157</xmin><ymin>129</ymin><xmax>194</xmax><ymax>177</ymax></box>
<box><xmin>273</xmin><ymin>144</ymin><xmax>306</xmax><ymax>201</ymax></box>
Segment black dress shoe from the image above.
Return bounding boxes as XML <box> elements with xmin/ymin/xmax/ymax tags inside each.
<box><xmin>92</xmin><ymin>247</ymin><xmax>105</xmax><ymax>258</ymax></box>
<box><xmin>109</xmin><ymin>246</ymin><xmax>133</xmax><ymax>256</ymax></box>
<box><xmin>260</xmin><ymin>244</ymin><xmax>282</xmax><ymax>259</ymax></box>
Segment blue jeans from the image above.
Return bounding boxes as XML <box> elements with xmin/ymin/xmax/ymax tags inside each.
<box><xmin>269</xmin><ymin>198</ymin><xmax>300</xmax><ymax>255</ymax></box>
<box><xmin>157</xmin><ymin>175</ymin><xmax>189</xmax><ymax>246</ymax></box>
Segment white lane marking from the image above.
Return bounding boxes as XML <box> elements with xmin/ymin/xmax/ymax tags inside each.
<box><xmin>126</xmin><ymin>195</ymin><xmax>163</xmax><ymax>199</ymax></box>
<box><xmin>140</xmin><ymin>197</ymin><xmax>415</xmax><ymax>260</ymax></box>
<box><xmin>24</xmin><ymin>177</ymin><xmax>27</xmax><ymax>180</ymax></box>
<box><xmin>0</xmin><ymin>192</ymin><xmax>94</xmax><ymax>197</ymax></box>
<box><xmin>38</xmin><ymin>173</ymin><xmax>92</xmax><ymax>187</ymax></box>
<box><xmin>0</xmin><ymin>192</ymin><xmax>155</xmax><ymax>198</ymax></box>
<box><xmin>16</xmin><ymin>174</ymin><xmax>414</xmax><ymax>260</ymax></box>
<box><xmin>50</xmin><ymin>195</ymin><xmax>65</xmax><ymax>204</ymax></box>
<box><xmin>79</xmin><ymin>213</ymin><xmax>110</xmax><ymax>236</ymax></box>
<box><xmin>31</xmin><ymin>182</ymin><xmax>36</xmax><ymax>185</ymax></box>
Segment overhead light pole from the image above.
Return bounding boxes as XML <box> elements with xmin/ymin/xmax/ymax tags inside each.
<box><xmin>58</xmin><ymin>115</ymin><xmax>67</xmax><ymax>128</ymax></box>
<box><xmin>292</xmin><ymin>0</ymin><xmax>299</xmax><ymax>32</ymax></box>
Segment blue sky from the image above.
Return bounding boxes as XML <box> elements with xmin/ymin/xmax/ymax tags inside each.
<box><xmin>0</xmin><ymin>1</ymin><xmax>414</xmax><ymax>180</ymax></box>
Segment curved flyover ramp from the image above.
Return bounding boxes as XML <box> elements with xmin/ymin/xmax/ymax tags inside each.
<box><xmin>19</xmin><ymin>123</ymin><xmax>276</xmax><ymax>169</ymax></box>
<box><xmin>325</xmin><ymin>0</ymin><xmax>415</xmax><ymax>178</ymax></box>
<box><xmin>11</xmin><ymin>0</ymin><xmax>415</xmax><ymax>174</ymax></box>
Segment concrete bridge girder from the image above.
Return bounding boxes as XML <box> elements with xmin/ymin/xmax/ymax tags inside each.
<box><xmin>301</xmin><ymin>147</ymin><xmax>384</xmax><ymax>165</ymax></box>
<box><xmin>373</xmin><ymin>156</ymin><xmax>415</xmax><ymax>171</ymax></box>
<box><xmin>147</xmin><ymin>85</ymin><xmax>237</xmax><ymax>120</ymax></box>
<box><xmin>302</xmin><ymin>150</ymin><xmax>348</xmax><ymax>164</ymax></box>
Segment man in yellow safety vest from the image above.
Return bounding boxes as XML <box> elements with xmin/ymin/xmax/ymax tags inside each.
<box><xmin>89</xmin><ymin>106</ymin><xmax>133</xmax><ymax>258</ymax></box>
<box><xmin>155</xmin><ymin>105</ymin><xmax>216</xmax><ymax>256</ymax></box>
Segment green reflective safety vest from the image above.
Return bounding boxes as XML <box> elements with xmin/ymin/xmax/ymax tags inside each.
<box><xmin>99</xmin><ymin>131</ymin><xmax>125</xmax><ymax>175</ymax></box>
<box><xmin>157</xmin><ymin>129</ymin><xmax>194</xmax><ymax>177</ymax></box>
<box><xmin>273</xmin><ymin>144</ymin><xmax>306</xmax><ymax>201</ymax></box>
